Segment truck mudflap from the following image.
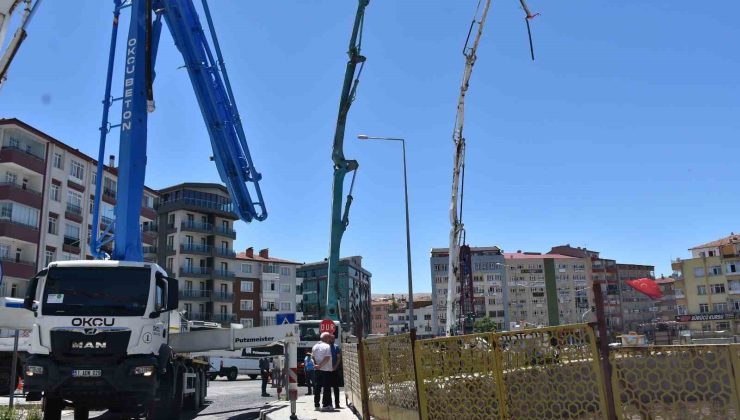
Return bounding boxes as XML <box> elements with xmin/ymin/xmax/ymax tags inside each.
<box><xmin>23</xmin><ymin>354</ymin><xmax>159</xmax><ymax>408</ymax></box>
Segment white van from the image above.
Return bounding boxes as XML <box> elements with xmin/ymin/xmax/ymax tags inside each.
<box><xmin>201</xmin><ymin>349</ymin><xmax>261</xmax><ymax>381</ymax></box>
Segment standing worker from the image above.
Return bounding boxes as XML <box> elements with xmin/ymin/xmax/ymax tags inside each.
<box><xmin>329</xmin><ymin>335</ymin><xmax>343</xmax><ymax>409</ymax></box>
<box><xmin>259</xmin><ymin>357</ymin><xmax>271</xmax><ymax>397</ymax></box>
<box><xmin>304</xmin><ymin>352</ymin><xmax>314</xmax><ymax>395</ymax></box>
<box><xmin>311</xmin><ymin>332</ymin><xmax>334</xmax><ymax>411</ymax></box>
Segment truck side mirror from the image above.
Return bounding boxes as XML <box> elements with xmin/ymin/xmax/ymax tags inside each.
<box><xmin>166</xmin><ymin>276</ymin><xmax>179</xmax><ymax>311</ymax></box>
<box><xmin>24</xmin><ymin>276</ymin><xmax>39</xmax><ymax>311</ymax></box>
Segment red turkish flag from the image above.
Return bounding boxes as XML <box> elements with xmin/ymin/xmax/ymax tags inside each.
<box><xmin>625</xmin><ymin>278</ymin><xmax>662</xmax><ymax>300</ymax></box>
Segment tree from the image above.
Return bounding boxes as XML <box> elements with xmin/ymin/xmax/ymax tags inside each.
<box><xmin>473</xmin><ymin>316</ymin><xmax>497</xmax><ymax>333</ymax></box>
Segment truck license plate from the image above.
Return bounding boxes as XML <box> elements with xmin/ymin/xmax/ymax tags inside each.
<box><xmin>72</xmin><ymin>369</ymin><xmax>102</xmax><ymax>378</ymax></box>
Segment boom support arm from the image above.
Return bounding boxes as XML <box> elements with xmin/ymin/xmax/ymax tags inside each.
<box><xmin>91</xmin><ymin>0</ymin><xmax>267</xmax><ymax>261</ymax></box>
<box><xmin>324</xmin><ymin>0</ymin><xmax>369</xmax><ymax>323</ymax></box>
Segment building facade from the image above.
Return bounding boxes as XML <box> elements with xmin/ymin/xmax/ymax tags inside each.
<box><xmin>297</xmin><ymin>256</ymin><xmax>371</xmax><ymax>335</ymax></box>
<box><xmin>655</xmin><ymin>276</ymin><xmax>677</xmax><ymax>322</ymax></box>
<box><xmin>430</xmin><ymin>247</ymin><xmax>507</xmax><ymax>335</ymax></box>
<box><xmin>371</xmin><ymin>300</ymin><xmax>391</xmax><ymax>335</ymax></box>
<box><xmin>0</xmin><ymin>118</ymin><xmax>158</xmax><ymax>301</ymax></box>
<box><xmin>503</xmin><ymin>251</ymin><xmax>593</xmax><ymax>328</ymax></box>
<box><xmin>617</xmin><ymin>263</ymin><xmax>657</xmax><ymax>332</ymax></box>
<box><xmin>671</xmin><ymin>233</ymin><xmax>740</xmax><ymax>333</ymax></box>
<box><xmin>234</xmin><ymin>247</ymin><xmax>302</xmax><ymax>327</ymax></box>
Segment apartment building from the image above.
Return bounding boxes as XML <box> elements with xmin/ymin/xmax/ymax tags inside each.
<box><xmin>371</xmin><ymin>300</ymin><xmax>391</xmax><ymax>335</ymax></box>
<box><xmin>387</xmin><ymin>301</ymin><xmax>434</xmax><ymax>337</ymax></box>
<box><xmin>655</xmin><ymin>276</ymin><xmax>677</xmax><ymax>322</ymax></box>
<box><xmin>297</xmin><ymin>256</ymin><xmax>372</xmax><ymax>336</ymax></box>
<box><xmin>0</xmin><ymin>118</ymin><xmax>158</xmax><ymax>300</ymax></box>
<box><xmin>234</xmin><ymin>247</ymin><xmax>302</xmax><ymax>327</ymax></box>
<box><xmin>671</xmin><ymin>233</ymin><xmax>740</xmax><ymax>333</ymax></box>
<box><xmin>503</xmin><ymin>251</ymin><xmax>593</xmax><ymax>328</ymax></box>
<box><xmin>617</xmin><ymin>263</ymin><xmax>657</xmax><ymax>332</ymax></box>
<box><xmin>155</xmin><ymin>183</ymin><xmax>240</xmax><ymax>326</ymax></box>
<box><xmin>430</xmin><ymin>246</ymin><xmax>507</xmax><ymax>335</ymax></box>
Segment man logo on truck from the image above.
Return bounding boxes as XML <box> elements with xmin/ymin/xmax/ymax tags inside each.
<box><xmin>71</xmin><ymin>318</ymin><xmax>115</xmax><ymax>327</ymax></box>
<box><xmin>71</xmin><ymin>341</ymin><xmax>107</xmax><ymax>349</ymax></box>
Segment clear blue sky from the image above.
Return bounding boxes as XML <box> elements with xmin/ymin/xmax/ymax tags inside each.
<box><xmin>2</xmin><ymin>1</ymin><xmax>738</xmax><ymax>293</ymax></box>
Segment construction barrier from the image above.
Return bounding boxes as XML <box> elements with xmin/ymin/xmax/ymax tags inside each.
<box><xmin>363</xmin><ymin>333</ymin><xmax>419</xmax><ymax>420</ymax></box>
<box><xmin>610</xmin><ymin>344</ymin><xmax>740</xmax><ymax>419</ymax></box>
<box><xmin>344</xmin><ymin>325</ymin><xmax>740</xmax><ymax>420</ymax></box>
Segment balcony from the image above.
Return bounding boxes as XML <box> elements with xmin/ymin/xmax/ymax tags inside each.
<box><xmin>187</xmin><ymin>312</ymin><xmax>209</xmax><ymax>321</ymax></box>
<box><xmin>212</xmin><ymin>291</ymin><xmax>234</xmax><ymax>302</ymax></box>
<box><xmin>214</xmin><ymin>247</ymin><xmax>236</xmax><ymax>258</ymax></box>
<box><xmin>143</xmin><ymin>245</ymin><xmax>157</xmax><ymax>256</ymax></box>
<box><xmin>261</xmin><ymin>272</ymin><xmax>279</xmax><ymax>281</ymax></box>
<box><xmin>63</xmin><ymin>235</ymin><xmax>81</xmax><ymax>254</ymax></box>
<box><xmin>214</xmin><ymin>225</ymin><xmax>236</xmax><ymax>239</ymax></box>
<box><xmin>0</xmin><ymin>256</ymin><xmax>36</xmax><ymax>278</ymax></box>
<box><xmin>158</xmin><ymin>197</ymin><xmax>236</xmax><ymax>219</ymax></box>
<box><xmin>179</xmin><ymin>267</ymin><xmax>211</xmax><ymax>278</ymax></box>
<box><xmin>212</xmin><ymin>269</ymin><xmax>235</xmax><ymax>280</ymax></box>
<box><xmin>211</xmin><ymin>313</ymin><xmax>237</xmax><ymax>323</ymax></box>
<box><xmin>180</xmin><ymin>243</ymin><xmax>211</xmax><ymax>255</ymax></box>
<box><xmin>65</xmin><ymin>203</ymin><xmax>83</xmax><ymax>222</ymax></box>
<box><xmin>181</xmin><ymin>221</ymin><xmax>212</xmax><ymax>234</ymax></box>
<box><xmin>0</xmin><ymin>219</ymin><xmax>39</xmax><ymax>243</ymax></box>
<box><xmin>166</xmin><ymin>223</ymin><xmax>178</xmax><ymax>233</ymax></box>
<box><xmin>141</xmin><ymin>224</ymin><xmax>158</xmax><ymax>235</ymax></box>
<box><xmin>0</xmin><ymin>146</ymin><xmax>45</xmax><ymax>174</ymax></box>
<box><xmin>0</xmin><ymin>182</ymin><xmax>42</xmax><ymax>208</ymax></box>
<box><xmin>102</xmin><ymin>187</ymin><xmax>117</xmax><ymax>203</ymax></box>
<box><xmin>100</xmin><ymin>216</ymin><xmax>114</xmax><ymax>227</ymax></box>
<box><xmin>165</xmin><ymin>246</ymin><xmax>176</xmax><ymax>256</ymax></box>
<box><xmin>179</xmin><ymin>289</ymin><xmax>210</xmax><ymax>300</ymax></box>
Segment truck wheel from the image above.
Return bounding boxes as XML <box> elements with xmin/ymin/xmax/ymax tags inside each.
<box><xmin>248</xmin><ymin>374</ymin><xmax>258</xmax><ymax>380</ymax></box>
<box><xmin>168</xmin><ymin>370</ymin><xmax>184</xmax><ymax>420</ymax></box>
<box><xmin>42</xmin><ymin>396</ymin><xmax>63</xmax><ymax>420</ymax></box>
<box><xmin>226</xmin><ymin>368</ymin><xmax>237</xmax><ymax>381</ymax></box>
<box><xmin>73</xmin><ymin>406</ymin><xmax>89</xmax><ymax>420</ymax></box>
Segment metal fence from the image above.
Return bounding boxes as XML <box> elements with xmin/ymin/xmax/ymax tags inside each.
<box><xmin>344</xmin><ymin>326</ymin><xmax>740</xmax><ymax>420</ymax></box>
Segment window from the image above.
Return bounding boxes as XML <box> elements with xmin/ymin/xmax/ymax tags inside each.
<box><xmin>44</xmin><ymin>249</ymin><xmax>55</xmax><ymax>266</ymax></box>
<box><xmin>5</xmin><ymin>172</ymin><xmax>17</xmax><ymax>185</ymax></box>
<box><xmin>53</xmin><ymin>153</ymin><xmax>63</xmax><ymax>169</ymax></box>
<box><xmin>693</xmin><ymin>267</ymin><xmax>705</xmax><ymax>278</ymax></box>
<box><xmin>727</xmin><ymin>263</ymin><xmax>738</xmax><ymax>274</ymax></box>
<box><xmin>67</xmin><ymin>190</ymin><xmax>82</xmax><ymax>207</ymax></box>
<box><xmin>240</xmin><ymin>318</ymin><xmax>254</xmax><ymax>328</ymax></box>
<box><xmin>64</xmin><ymin>223</ymin><xmax>80</xmax><ymax>240</ymax></box>
<box><xmin>49</xmin><ymin>184</ymin><xmax>60</xmax><ymax>201</ymax></box>
<box><xmin>103</xmin><ymin>177</ymin><xmax>117</xmax><ymax>198</ymax></box>
<box><xmin>240</xmin><ymin>300</ymin><xmax>253</xmax><ymax>311</ymax></box>
<box><xmin>48</xmin><ymin>216</ymin><xmax>58</xmax><ymax>235</ymax></box>
<box><xmin>69</xmin><ymin>160</ymin><xmax>84</xmax><ymax>180</ymax></box>
<box><xmin>699</xmin><ymin>304</ymin><xmax>709</xmax><ymax>313</ymax></box>
<box><xmin>710</xmin><ymin>283</ymin><xmax>726</xmax><ymax>294</ymax></box>
<box><xmin>166</xmin><ymin>258</ymin><xmax>173</xmax><ymax>272</ymax></box>
<box><xmin>240</xmin><ymin>281</ymin><xmax>253</xmax><ymax>293</ymax></box>
<box><xmin>241</xmin><ymin>263</ymin><xmax>252</xmax><ymax>274</ymax></box>
<box><xmin>710</xmin><ymin>266</ymin><xmax>722</xmax><ymax>276</ymax></box>
<box><xmin>279</xmin><ymin>301</ymin><xmax>291</xmax><ymax>312</ymax></box>
<box><xmin>280</xmin><ymin>283</ymin><xmax>291</xmax><ymax>293</ymax></box>
<box><xmin>713</xmin><ymin>302</ymin><xmax>727</xmax><ymax>312</ymax></box>
<box><xmin>729</xmin><ymin>280</ymin><xmax>740</xmax><ymax>293</ymax></box>
<box><xmin>281</xmin><ymin>266</ymin><xmax>290</xmax><ymax>276</ymax></box>
<box><xmin>697</xmin><ymin>285</ymin><xmax>707</xmax><ymax>295</ymax></box>
<box><xmin>734</xmin><ymin>301</ymin><xmax>740</xmax><ymax>312</ymax></box>
<box><xmin>716</xmin><ymin>321</ymin><xmax>730</xmax><ymax>331</ymax></box>
<box><xmin>676</xmin><ymin>305</ymin><xmax>687</xmax><ymax>315</ymax></box>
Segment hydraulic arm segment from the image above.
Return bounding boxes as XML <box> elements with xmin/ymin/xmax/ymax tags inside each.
<box><xmin>90</xmin><ymin>0</ymin><xmax>267</xmax><ymax>261</ymax></box>
<box><xmin>324</xmin><ymin>0</ymin><xmax>369</xmax><ymax>325</ymax></box>
<box><xmin>446</xmin><ymin>0</ymin><xmax>536</xmax><ymax>336</ymax></box>
<box><xmin>0</xmin><ymin>0</ymin><xmax>42</xmax><ymax>89</ymax></box>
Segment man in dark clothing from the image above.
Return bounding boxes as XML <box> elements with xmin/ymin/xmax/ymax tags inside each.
<box><xmin>329</xmin><ymin>336</ymin><xmax>342</xmax><ymax>408</ymax></box>
<box><xmin>259</xmin><ymin>357</ymin><xmax>271</xmax><ymax>397</ymax></box>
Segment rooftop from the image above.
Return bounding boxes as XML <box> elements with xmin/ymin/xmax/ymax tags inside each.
<box><xmin>689</xmin><ymin>232</ymin><xmax>740</xmax><ymax>250</ymax></box>
<box><xmin>503</xmin><ymin>252</ymin><xmax>576</xmax><ymax>260</ymax></box>
<box><xmin>431</xmin><ymin>246</ymin><xmax>502</xmax><ymax>255</ymax></box>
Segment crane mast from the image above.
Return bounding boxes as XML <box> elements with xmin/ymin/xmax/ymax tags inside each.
<box><xmin>446</xmin><ymin>0</ymin><xmax>537</xmax><ymax>336</ymax></box>
<box><xmin>90</xmin><ymin>0</ymin><xmax>267</xmax><ymax>261</ymax></box>
<box><xmin>445</xmin><ymin>0</ymin><xmax>491</xmax><ymax>337</ymax></box>
<box><xmin>324</xmin><ymin>0</ymin><xmax>369</xmax><ymax>327</ymax></box>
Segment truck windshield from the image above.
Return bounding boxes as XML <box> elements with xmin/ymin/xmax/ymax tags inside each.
<box><xmin>41</xmin><ymin>267</ymin><xmax>151</xmax><ymax>316</ymax></box>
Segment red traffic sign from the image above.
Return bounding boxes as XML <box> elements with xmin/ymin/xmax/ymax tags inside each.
<box><xmin>320</xmin><ymin>319</ymin><xmax>336</xmax><ymax>334</ymax></box>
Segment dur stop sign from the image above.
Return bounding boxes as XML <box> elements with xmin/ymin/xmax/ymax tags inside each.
<box><xmin>320</xmin><ymin>319</ymin><xmax>336</xmax><ymax>334</ymax></box>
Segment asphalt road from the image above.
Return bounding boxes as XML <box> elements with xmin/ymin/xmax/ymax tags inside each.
<box><xmin>60</xmin><ymin>375</ymin><xmax>276</xmax><ymax>420</ymax></box>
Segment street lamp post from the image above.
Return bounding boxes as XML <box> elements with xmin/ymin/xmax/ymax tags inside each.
<box><xmin>358</xmin><ymin>134</ymin><xmax>415</xmax><ymax>331</ymax></box>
